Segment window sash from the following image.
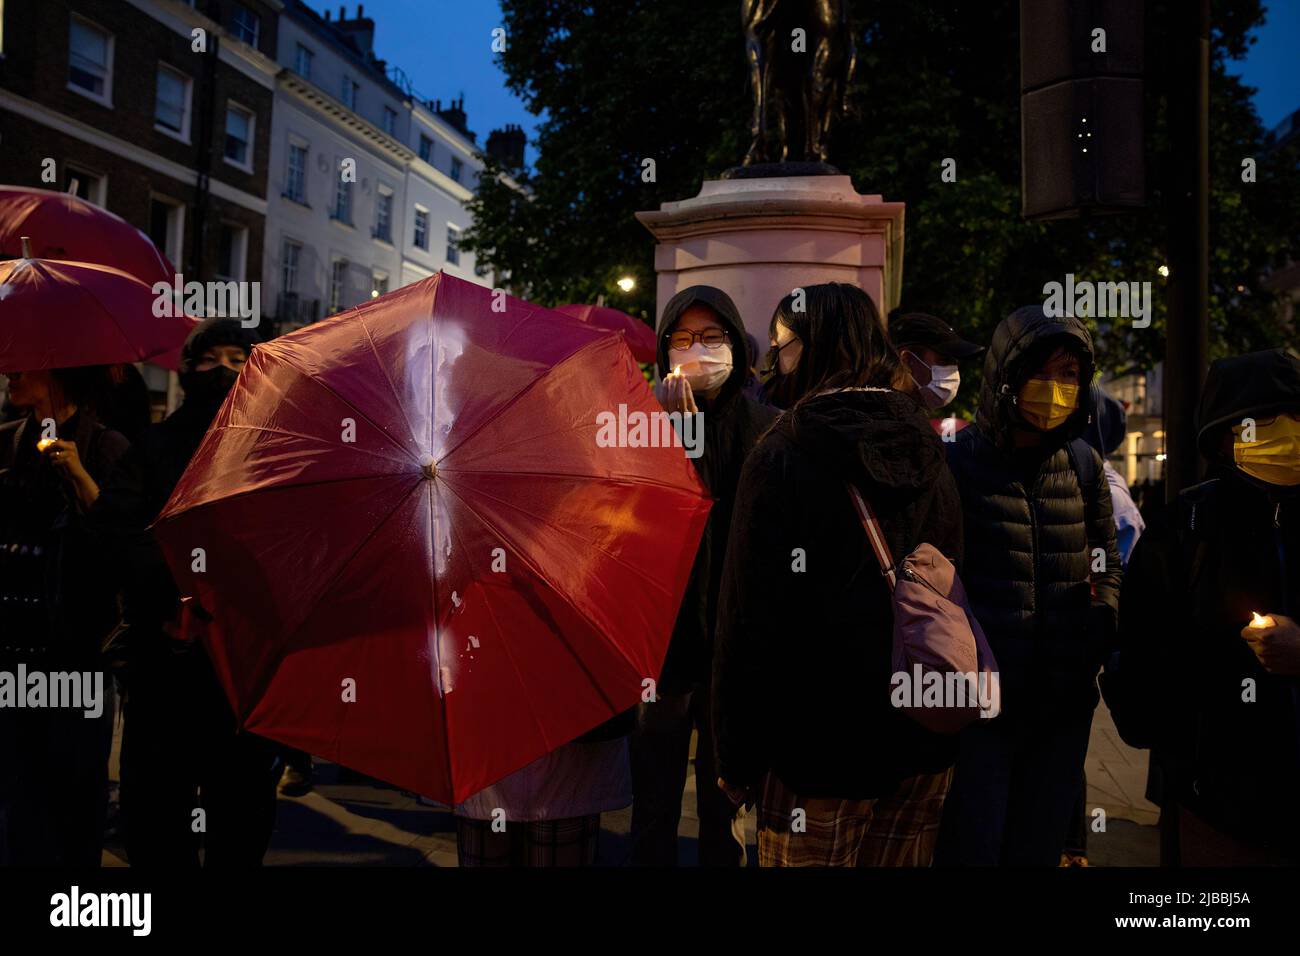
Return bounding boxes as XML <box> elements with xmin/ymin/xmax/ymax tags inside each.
<box><xmin>155</xmin><ymin>68</ymin><xmax>187</xmax><ymax>132</ymax></box>
<box><xmin>225</xmin><ymin>107</ymin><xmax>251</xmax><ymax>163</ymax></box>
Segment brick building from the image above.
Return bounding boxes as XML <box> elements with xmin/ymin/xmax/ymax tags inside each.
<box><xmin>0</xmin><ymin>0</ymin><xmax>279</xmax><ymax>304</ymax></box>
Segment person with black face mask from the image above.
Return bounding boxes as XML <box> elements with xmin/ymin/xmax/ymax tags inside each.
<box><xmin>92</xmin><ymin>318</ymin><xmax>280</xmax><ymax>867</ymax></box>
<box><xmin>1104</xmin><ymin>348</ymin><xmax>1300</xmax><ymax>865</ymax></box>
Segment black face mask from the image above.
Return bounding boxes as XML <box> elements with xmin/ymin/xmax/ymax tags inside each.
<box><xmin>179</xmin><ymin>365</ymin><xmax>240</xmax><ymax>411</ymax></box>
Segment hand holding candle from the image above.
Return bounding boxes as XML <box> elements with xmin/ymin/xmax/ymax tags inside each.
<box><xmin>654</xmin><ymin>364</ymin><xmax>698</xmax><ymax>415</ymax></box>
<box><xmin>1241</xmin><ymin>612</ymin><xmax>1300</xmax><ymax>676</ymax></box>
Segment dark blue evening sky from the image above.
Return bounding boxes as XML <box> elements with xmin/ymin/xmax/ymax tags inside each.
<box><xmin>318</xmin><ymin>1</ymin><xmax>1298</xmax><ymax>168</ymax></box>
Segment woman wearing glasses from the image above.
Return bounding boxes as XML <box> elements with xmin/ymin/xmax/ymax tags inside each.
<box><xmin>629</xmin><ymin>286</ymin><xmax>778</xmax><ymax>866</ymax></box>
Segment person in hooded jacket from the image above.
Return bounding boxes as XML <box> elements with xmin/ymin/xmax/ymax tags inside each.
<box><xmin>92</xmin><ymin>318</ymin><xmax>280</xmax><ymax>867</ymax></box>
<box><xmin>0</xmin><ymin>365</ymin><xmax>128</xmax><ymax>865</ymax></box>
<box><xmin>1104</xmin><ymin>348</ymin><xmax>1300</xmax><ymax>865</ymax></box>
<box><xmin>934</xmin><ymin>305</ymin><xmax>1121</xmax><ymax>867</ymax></box>
<box><xmin>712</xmin><ymin>282</ymin><xmax>963</xmax><ymax>867</ymax></box>
<box><xmin>629</xmin><ymin>285</ymin><xmax>778</xmax><ymax>866</ymax></box>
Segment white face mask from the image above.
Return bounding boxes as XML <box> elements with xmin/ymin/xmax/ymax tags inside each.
<box><xmin>904</xmin><ymin>352</ymin><xmax>960</xmax><ymax>409</ymax></box>
<box><xmin>674</xmin><ymin>343</ymin><xmax>733</xmax><ymax>393</ymax></box>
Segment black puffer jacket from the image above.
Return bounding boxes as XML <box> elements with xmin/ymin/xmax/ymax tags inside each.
<box><xmin>712</xmin><ymin>387</ymin><xmax>963</xmax><ymax>798</ymax></box>
<box><xmin>945</xmin><ymin>306</ymin><xmax>1121</xmax><ymax>717</ymax></box>
<box><xmin>1107</xmin><ymin>349</ymin><xmax>1300</xmax><ymax>855</ymax></box>
<box><xmin>655</xmin><ymin>286</ymin><xmax>778</xmax><ymax>693</ymax></box>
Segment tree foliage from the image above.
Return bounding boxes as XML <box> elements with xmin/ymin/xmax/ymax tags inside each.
<box><xmin>463</xmin><ymin>0</ymin><xmax>1300</xmax><ymax>393</ymax></box>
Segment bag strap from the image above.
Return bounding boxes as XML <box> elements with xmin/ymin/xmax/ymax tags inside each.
<box><xmin>846</xmin><ymin>481</ymin><xmax>897</xmax><ymax>590</ymax></box>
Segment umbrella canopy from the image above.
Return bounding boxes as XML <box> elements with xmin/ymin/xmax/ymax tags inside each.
<box><xmin>153</xmin><ymin>272</ymin><xmax>712</xmax><ymax>804</ymax></box>
<box><xmin>0</xmin><ymin>185</ymin><xmax>175</xmax><ymax>286</ymax></box>
<box><xmin>556</xmin><ymin>303</ymin><xmax>658</xmax><ymax>364</ymax></box>
<box><xmin>0</xmin><ymin>255</ymin><xmax>196</xmax><ymax>372</ymax></box>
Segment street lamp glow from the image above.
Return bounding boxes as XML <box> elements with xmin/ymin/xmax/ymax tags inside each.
<box><xmin>1158</xmin><ymin>265</ymin><xmax>1170</xmax><ymax>278</ymax></box>
<box><xmin>617</xmin><ymin>276</ymin><xmax>636</xmax><ymax>293</ymax></box>
<box><xmin>371</xmin><ymin>290</ymin><xmax>380</xmax><ymax>298</ymax></box>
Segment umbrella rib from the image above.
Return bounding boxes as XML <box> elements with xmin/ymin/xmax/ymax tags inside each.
<box><xmin>436</xmin><ymin>334</ymin><xmax>613</xmax><ymax>465</ymax></box>
<box><xmin>358</xmin><ymin>314</ymin><xmax>424</xmax><ymax>455</ymax></box>
<box><xmin>151</xmin><ymin>472</ymin><xmax>406</xmax><ymax>529</ymax></box>
<box><xmin>433</xmin><ymin>476</ymin><xmax>656</xmax><ymax>687</ymax></box>
<box><xmin>55</xmin><ymin>268</ymin><xmax>149</xmax><ymax>360</ymax></box>
<box><xmin>439</xmin><ymin>468</ymin><xmax>712</xmax><ymax>497</ymax></box>
<box><xmin>263</xmin><ymin>347</ymin><xmax>418</xmax><ymax>463</ymax></box>
<box><xmin>233</xmin><ymin>474</ymin><xmax>425</xmax><ymax>733</ymax></box>
<box><xmin>220</xmin><ymin>422</ymin><xmax>414</xmax><ymax>468</ymax></box>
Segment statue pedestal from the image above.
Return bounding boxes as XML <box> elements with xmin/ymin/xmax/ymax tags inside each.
<box><xmin>636</xmin><ymin>175</ymin><xmax>905</xmax><ymax>348</ymax></box>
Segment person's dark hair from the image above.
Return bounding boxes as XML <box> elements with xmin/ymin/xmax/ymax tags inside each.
<box><xmin>48</xmin><ymin>365</ymin><xmax>112</xmax><ymax>408</ymax></box>
<box><xmin>93</xmin><ymin>363</ymin><xmax>153</xmax><ymax>442</ymax></box>
<box><xmin>766</xmin><ymin>282</ymin><xmax>896</xmax><ymax>406</ymax></box>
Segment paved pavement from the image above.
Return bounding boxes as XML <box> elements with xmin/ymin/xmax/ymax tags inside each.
<box><xmin>102</xmin><ymin>700</ymin><xmax>1160</xmax><ymax>867</ymax></box>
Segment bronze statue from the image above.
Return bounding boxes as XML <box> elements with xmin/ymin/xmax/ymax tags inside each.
<box><xmin>741</xmin><ymin>0</ymin><xmax>855</xmax><ymax>169</ymax></box>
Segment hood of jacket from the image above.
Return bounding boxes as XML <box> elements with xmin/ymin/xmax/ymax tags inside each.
<box><xmin>976</xmin><ymin>305</ymin><xmax>1096</xmax><ymax>451</ymax></box>
<box><xmin>1197</xmin><ymin>348</ymin><xmax>1300</xmax><ymax>467</ymax></box>
<box><xmin>782</xmin><ymin>387</ymin><xmax>948</xmax><ymax>509</ymax></box>
<box><xmin>656</xmin><ymin>285</ymin><xmax>751</xmax><ymax>404</ymax></box>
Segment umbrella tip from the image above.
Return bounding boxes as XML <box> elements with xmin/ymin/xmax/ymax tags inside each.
<box><xmin>20</xmin><ymin>236</ymin><xmax>32</xmax><ymax>259</ymax></box>
<box><xmin>422</xmin><ymin>461</ymin><xmax>438</xmax><ymax>480</ymax></box>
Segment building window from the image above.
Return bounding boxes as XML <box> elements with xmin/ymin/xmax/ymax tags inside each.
<box><xmin>333</xmin><ymin>171</ymin><xmax>352</xmax><ymax>224</ymax></box>
<box><xmin>282</xmin><ymin>239</ymin><xmax>301</xmax><ymax>294</ymax></box>
<box><xmin>224</xmin><ymin>103</ymin><xmax>254</xmax><ymax>170</ymax></box>
<box><xmin>371</xmin><ymin>271</ymin><xmax>389</xmax><ymax>299</ymax></box>
<box><xmin>382</xmin><ymin>106</ymin><xmax>397</xmax><ymax>135</ymax></box>
<box><xmin>216</xmin><ymin>224</ymin><xmax>247</xmax><ymax>283</ymax></box>
<box><xmin>295</xmin><ymin>44</ymin><xmax>313</xmax><ymax>79</ymax></box>
<box><xmin>418</xmin><ymin>135</ymin><xmax>433</xmax><ymax>163</ymax></box>
<box><xmin>149</xmin><ymin>197</ymin><xmax>184</xmax><ymax>268</ymax></box>
<box><xmin>374</xmin><ymin>189</ymin><xmax>393</xmax><ymax>243</ymax></box>
<box><xmin>285</xmin><ymin>143</ymin><xmax>307</xmax><ymax>203</ymax></box>
<box><xmin>413</xmin><ymin>208</ymin><xmax>429</xmax><ymax>250</ymax></box>
<box><xmin>445</xmin><ymin>224</ymin><xmax>461</xmax><ymax>266</ymax></box>
<box><xmin>154</xmin><ymin>64</ymin><xmax>191</xmax><ymax>139</ymax></box>
<box><xmin>63</xmin><ymin>165</ymin><xmax>105</xmax><ymax>206</ymax></box>
<box><xmin>68</xmin><ymin>17</ymin><xmax>113</xmax><ymax>104</ymax></box>
<box><xmin>231</xmin><ymin>4</ymin><xmax>260</xmax><ymax>47</ymax></box>
<box><xmin>329</xmin><ymin>259</ymin><xmax>348</xmax><ymax>314</ymax></box>
<box><xmin>450</xmin><ymin>157</ymin><xmax>463</xmax><ymax>184</ymax></box>
<box><xmin>341</xmin><ymin>76</ymin><xmax>358</xmax><ymax>110</ymax></box>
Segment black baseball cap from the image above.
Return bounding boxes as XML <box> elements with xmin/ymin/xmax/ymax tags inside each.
<box><xmin>889</xmin><ymin>312</ymin><xmax>984</xmax><ymax>361</ymax></box>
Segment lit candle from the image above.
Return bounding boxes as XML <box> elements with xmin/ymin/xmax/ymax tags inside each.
<box><xmin>36</xmin><ymin>438</ymin><xmax>55</xmax><ymax>453</ymax></box>
<box><xmin>1249</xmin><ymin>611</ymin><xmax>1275</xmax><ymax>629</ymax></box>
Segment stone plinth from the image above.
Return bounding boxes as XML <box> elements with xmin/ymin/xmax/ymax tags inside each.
<box><xmin>636</xmin><ymin>175</ymin><xmax>904</xmax><ymax>347</ymax></box>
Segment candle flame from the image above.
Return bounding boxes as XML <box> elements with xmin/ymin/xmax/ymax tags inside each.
<box><xmin>1249</xmin><ymin>611</ymin><xmax>1273</xmax><ymax>629</ymax></box>
<box><xmin>36</xmin><ymin>438</ymin><xmax>55</xmax><ymax>452</ymax></box>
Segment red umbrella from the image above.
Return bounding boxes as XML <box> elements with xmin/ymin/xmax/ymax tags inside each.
<box><xmin>0</xmin><ymin>250</ymin><xmax>196</xmax><ymax>371</ymax></box>
<box><xmin>0</xmin><ymin>185</ymin><xmax>175</xmax><ymax>286</ymax></box>
<box><xmin>153</xmin><ymin>272</ymin><xmax>712</xmax><ymax>803</ymax></box>
<box><xmin>556</xmin><ymin>303</ymin><xmax>658</xmax><ymax>364</ymax></box>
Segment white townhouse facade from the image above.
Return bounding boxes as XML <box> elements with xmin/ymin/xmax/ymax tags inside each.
<box><xmin>263</xmin><ymin>1</ymin><xmax>488</xmax><ymax>333</ymax></box>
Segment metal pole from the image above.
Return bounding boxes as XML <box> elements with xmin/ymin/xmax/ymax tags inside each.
<box><xmin>1163</xmin><ymin>0</ymin><xmax>1210</xmax><ymax>503</ymax></box>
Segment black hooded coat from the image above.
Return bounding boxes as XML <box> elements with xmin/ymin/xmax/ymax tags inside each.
<box><xmin>1107</xmin><ymin>348</ymin><xmax>1300</xmax><ymax>855</ymax></box>
<box><xmin>654</xmin><ymin>286</ymin><xmax>778</xmax><ymax>694</ymax></box>
<box><xmin>945</xmin><ymin>306</ymin><xmax>1122</xmax><ymax>718</ymax></box>
<box><xmin>711</xmin><ymin>387</ymin><xmax>963</xmax><ymax>797</ymax></box>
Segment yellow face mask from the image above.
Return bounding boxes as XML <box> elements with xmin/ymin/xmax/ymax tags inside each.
<box><xmin>1233</xmin><ymin>414</ymin><xmax>1300</xmax><ymax>486</ymax></box>
<box><xmin>1017</xmin><ymin>378</ymin><xmax>1079</xmax><ymax>431</ymax></box>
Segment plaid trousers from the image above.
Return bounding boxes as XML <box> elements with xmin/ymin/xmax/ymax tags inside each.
<box><xmin>456</xmin><ymin>813</ymin><xmax>601</xmax><ymax>867</ymax></box>
<box><xmin>757</xmin><ymin>768</ymin><xmax>953</xmax><ymax>867</ymax></box>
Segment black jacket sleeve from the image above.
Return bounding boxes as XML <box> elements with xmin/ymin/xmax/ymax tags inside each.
<box><xmin>1082</xmin><ymin>446</ymin><xmax>1123</xmax><ymax>663</ymax></box>
<box><xmin>710</xmin><ymin>436</ymin><xmax>797</xmax><ymax>789</ymax></box>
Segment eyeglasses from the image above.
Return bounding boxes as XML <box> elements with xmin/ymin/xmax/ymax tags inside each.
<box><xmin>665</xmin><ymin>328</ymin><xmax>730</xmax><ymax>351</ymax></box>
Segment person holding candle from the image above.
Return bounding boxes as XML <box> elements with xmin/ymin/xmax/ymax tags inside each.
<box><xmin>629</xmin><ymin>286</ymin><xmax>777</xmax><ymax>866</ymax></box>
<box><xmin>0</xmin><ymin>365</ymin><xmax>129</xmax><ymax>865</ymax></box>
<box><xmin>1105</xmin><ymin>348</ymin><xmax>1300</xmax><ymax>865</ymax></box>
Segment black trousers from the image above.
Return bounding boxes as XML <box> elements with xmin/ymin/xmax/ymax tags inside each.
<box><xmin>934</xmin><ymin>709</ymin><xmax>1095</xmax><ymax>866</ymax></box>
<box><xmin>0</xmin><ymin>657</ymin><xmax>115</xmax><ymax>866</ymax></box>
<box><xmin>119</xmin><ymin>644</ymin><xmax>279</xmax><ymax>867</ymax></box>
<box><xmin>629</xmin><ymin>684</ymin><xmax>744</xmax><ymax>866</ymax></box>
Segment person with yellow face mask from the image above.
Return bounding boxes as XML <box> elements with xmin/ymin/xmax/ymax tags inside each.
<box><xmin>936</xmin><ymin>305</ymin><xmax>1122</xmax><ymax>867</ymax></box>
<box><xmin>1106</xmin><ymin>348</ymin><xmax>1300</xmax><ymax>866</ymax></box>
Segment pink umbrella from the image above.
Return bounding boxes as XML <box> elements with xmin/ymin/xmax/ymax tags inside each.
<box><xmin>556</xmin><ymin>303</ymin><xmax>658</xmax><ymax>364</ymax></box>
